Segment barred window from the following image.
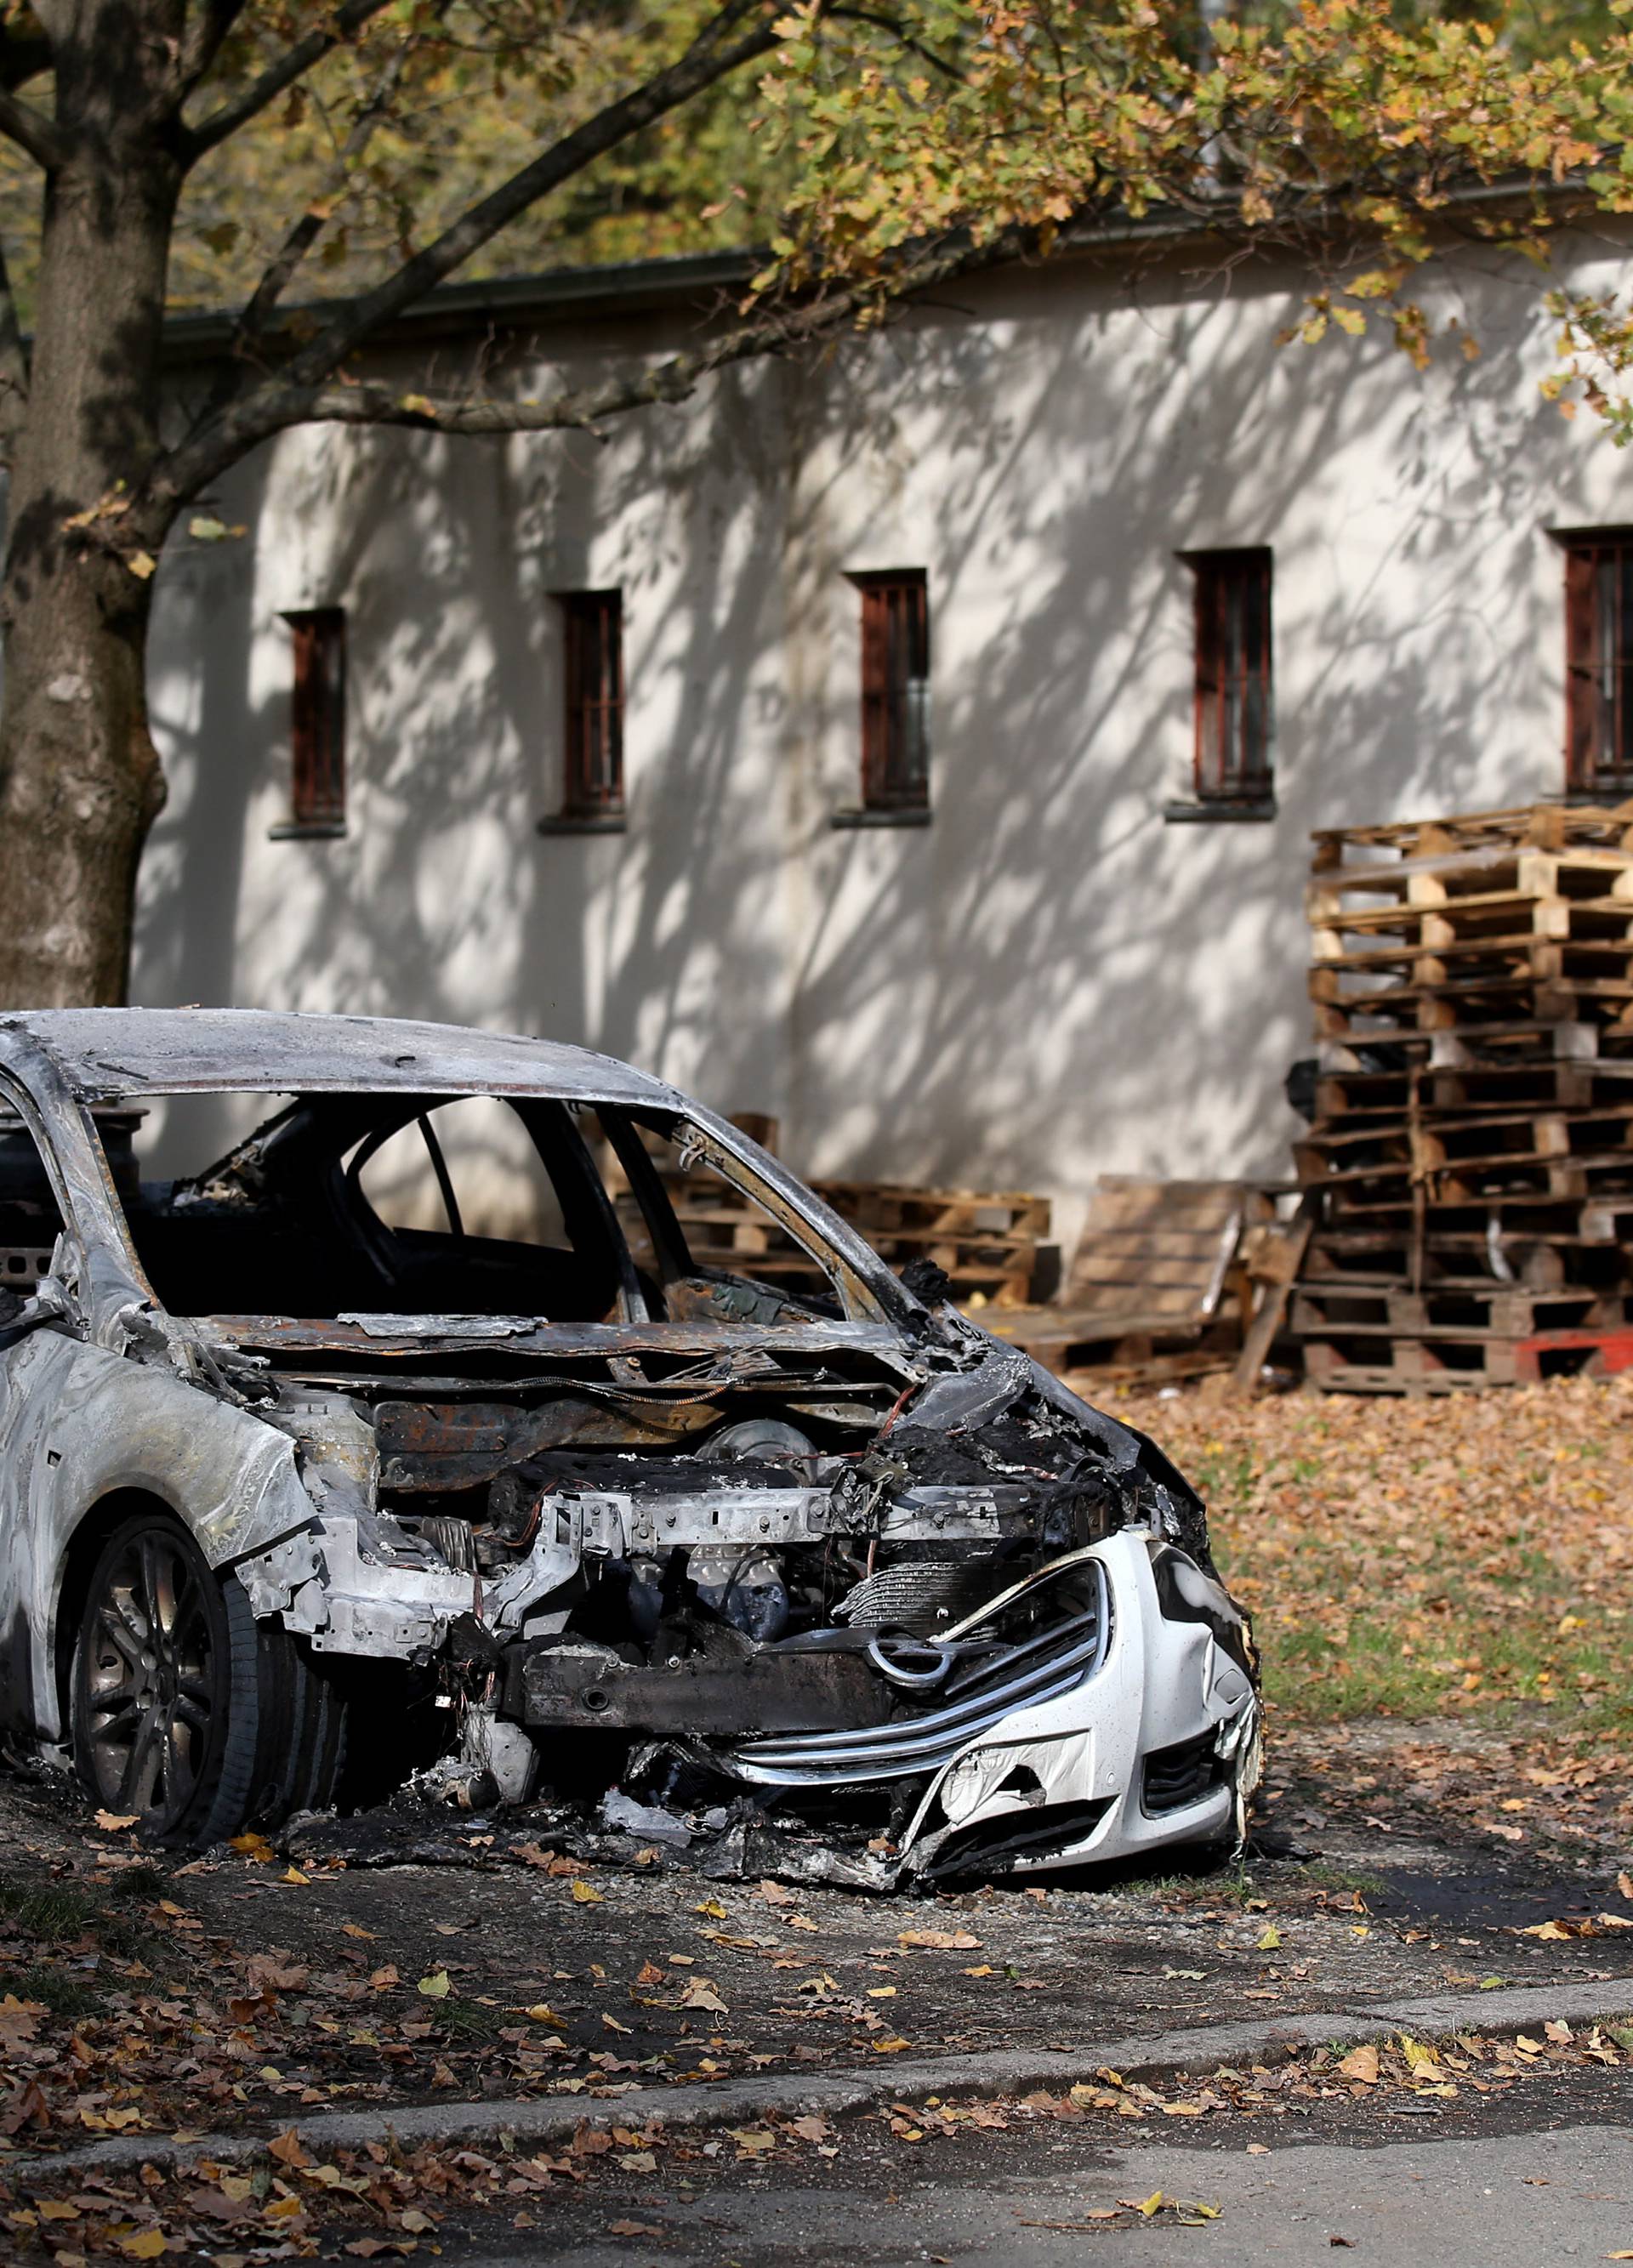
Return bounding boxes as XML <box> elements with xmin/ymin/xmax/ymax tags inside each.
<box><xmin>559</xmin><ymin>589</ymin><xmax>624</xmax><ymax>817</ymax></box>
<box><xmin>1562</xmin><ymin>531</ymin><xmax>1633</xmax><ymax>795</ymax></box>
<box><xmin>850</xmin><ymin>570</ymin><xmax>930</xmax><ymax>812</ymax></box>
<box><xmin>282</xmin><ymin>608</ymin><xmax>346</xmax><ymax>831</ymax></box>
<box><xmin>1185</xmin><ymin>549</ymin><xmax>1273</xmax><ymax>802</ymax></box>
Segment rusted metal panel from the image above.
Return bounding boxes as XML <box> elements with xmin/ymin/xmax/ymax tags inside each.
<box><xmin>514</xmin><ymin>1640</ymin><xmax>889</xmax><ymax>1735</ymax></box>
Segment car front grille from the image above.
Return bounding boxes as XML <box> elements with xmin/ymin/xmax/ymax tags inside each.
<box><xmin>727</xmin><ymin>1559</ymin><xmax>1109</xmax><ymax>1789</ymax></box>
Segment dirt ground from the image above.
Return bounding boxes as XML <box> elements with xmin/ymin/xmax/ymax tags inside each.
<box><xmin>2</xmin><ymin>1699</ymin><xmax>1630</xmax><ymax>2138</ymax></box>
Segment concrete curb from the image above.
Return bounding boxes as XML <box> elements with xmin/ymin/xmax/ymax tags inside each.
<box><xmin>15</xmin><ymin>1975</ymin><xmax>1631</xmax><ymax>2178</ymax></box>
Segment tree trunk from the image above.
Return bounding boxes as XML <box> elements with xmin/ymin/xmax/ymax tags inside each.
<box><xmin>0</xmin><ymin>70</ymin><xmax>182</xmax><ymax>1009</ymax></box>
<box><xmin>0</xmin><ymin>549</ymin><xmax>161</xmax><ymax>1006</ymax></box>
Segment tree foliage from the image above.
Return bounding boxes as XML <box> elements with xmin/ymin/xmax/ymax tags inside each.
<box><xmin>752</xmin><ymin>0</ymin><xmax>1633</xmax><ymax>432</ymax></box>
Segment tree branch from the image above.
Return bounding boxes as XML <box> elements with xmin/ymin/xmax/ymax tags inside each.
<box><xmin>0</xmin><ymin>230</ymin><xmax>30</xmax><ymax>463</ymax></box>
<box><xmin>176</xmin><ymin>0</ymin><xmax>253</xmax><ymax>103</ymax></box>
<box><xmin>178</xmin><ymin>222</ymin><xmax>1036</xmax><ymax>458</ymax></box>
<box><xmin>0</xmin><ymin>82</ymin><xmax>65</xmax><ymax>168</ymax></box>
<box><xmin>828</xmin><ymin>8</ymin><xmax>964</xmax><ymax>81</ymax></box>
<box><xmin>228</xmin><ymin>35</ymin><xmax>418</xmax><ymax>357</ymax></box>
<box><xmin>153</xmin><ymin>0</ymin><xmax>790</xmax><ymax>507</ymax></box>
<box><xmin>183</xmin><ymin>0</ymin><xmax>398</xmax><ymax>158</ymax></box>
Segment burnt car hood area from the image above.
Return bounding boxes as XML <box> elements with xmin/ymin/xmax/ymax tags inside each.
<box><xmin>0</xmin><ymin>1009</ymin><xmax>1260</xmax><ymax>1886</ymax></box>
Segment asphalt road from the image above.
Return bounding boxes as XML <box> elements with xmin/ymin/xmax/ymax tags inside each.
<box><xmin>425</xmin><ymin>2063</ymin><xmax>1633</xmax><ymax>2265</ymax></box>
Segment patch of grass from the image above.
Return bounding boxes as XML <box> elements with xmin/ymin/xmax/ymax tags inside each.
<box><xmin>428</xmin><ymin>1997</ymin><xmax>509</xmax><ymax>2042</ymax></box>
<box><xmin>108</xmin><ymin>1862</ymin><xmax>165</xmax><ymax>1903</ymax></box>
<box><xmin>9</xmin><ymin>1964</ymin><xmax>106</xmax><ymax>2017</ymax></box>
<box><xmin>0</xmin><ymin>1873</ymin><xmax>162</xmax><ymax>1963</ymax></box>
<box><xmin>1115</xmin><ymin>1375</ymin><xmax>1633</xmax><ymax>1751</ymax></box>
<box><xmin>1298</xmin><ymin>1862</ymin><xmax>1387</xmax><ymax>1898</ymax></box>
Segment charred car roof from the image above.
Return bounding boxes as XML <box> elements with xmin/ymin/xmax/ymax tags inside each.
<box><xmin>0</xmin><ymin>1009</ymin><xmax>675</xmax><ymax>1106</ymax></box>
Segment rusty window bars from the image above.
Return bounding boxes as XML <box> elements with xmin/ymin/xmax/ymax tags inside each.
<box><xmin>282</xmin><ymin>608</ymin><xmax>347</xmax><ymax>833</ymax></box>
<box><xmin>1562</xmin><ymin>530</ymin><xmax>1633</xmax><ymax>797</ymax></box>
<box><xmin>1184</xmin><ymin>549</ymin><xmax>1273</xmax><ymax>804</ymax></box>
<box><xmin>558</xmin><ymin>589</ymin><xmax>625</xmax><ymax>818</ymax></box>
<box><xmin>851</xmin><ymin>570</ymin><xmax>930</xmax><ymax>812</ymax></box>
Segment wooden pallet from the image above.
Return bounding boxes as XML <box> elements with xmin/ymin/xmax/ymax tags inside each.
<box><xmin>612</xmin><ymin>1142</ymin><xmax>1050</xmax><ymax>1306</ymax></box>
<box><xmin>984</xmin><ymin>1177</ymin><xmax>1260</xmax><ymax>1378</ymax></box>
<box><xmin>1317</xmin><ymin>1019</ymin><xmax>1633</xmax><ymax>1072</ymax></box>
<box><xmin>818</xmin><ymin>1182</ymin><xmax>1049</xmax><ymax>1306</ymax></box>
<box><xmin>1312</xmin><ymin>1058</ymin><xmax>1633</xmax><ymax>1123</ymax></box>
<box><xmin>1289</xmin><ymin>1282</ymin><xmax>1628</xmax><ymax>1335</ymax></box>
<box><xmin>1308</xmin><ymin>846</ymin><xmax>1633</xmax><ymax>925</ymax></box>
<box><xmin>1301</xmin><ymin>1327</ymin><xmax>1633</xmax><ymax>1393</ymax></box>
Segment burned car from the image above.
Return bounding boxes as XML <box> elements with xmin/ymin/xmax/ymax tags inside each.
<box><xmin>0</xmin><ymin>1010</ymin><xmax>1258</xmax><ymax>1879</ymax></box>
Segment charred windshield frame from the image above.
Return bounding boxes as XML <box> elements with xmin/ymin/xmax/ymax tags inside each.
<box><xmin>71</xmin><ymin>1087</ymin><xmax>907</xmax><ymax>1332</ymax></box>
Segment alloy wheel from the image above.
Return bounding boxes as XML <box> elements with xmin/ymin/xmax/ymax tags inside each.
<box><xmin>80</xmin><ymin>1524</ymin><xmax>219</xmax><ymax>1821</ymax></box>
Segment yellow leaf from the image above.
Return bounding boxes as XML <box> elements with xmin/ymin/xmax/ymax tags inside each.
<box><xmin>37</xmin><ymin>2201</ymin><xmax>80</xmax><ymax>2220</ymax></box>
<box><xmin>121</xmin><ymin>2231</ymin><xmax>167</xmax><ymax>2258</ymax></box>
<box><xmin>572</xmin><ymin>1879</ymin><xmax>604</xmax><ymax>1905</ymax></box>
<box><xmin>127</xmin><ymin>551</ymin><xmax>157</xmax><ymax>579</ymax></box>
<box><xmin>1139</xmin><ymin>2190</ymin><xmax>1164</xmax><ymax>2218</ymax></box>
<box><xmin>417</xmin><ymin>1971</ymin><xmax>451</xmax><ymax>1998</ymax></box>
<box><xmin>341</xmin><ymin>1924</ymin><xmax>375</xmax><ymax>1939</ymax></box>
<box><xmin>95</xmin><ymin>1810</ymin><xmax>139</xmax><ymax>1832</ymax></box>
<box><xmin>696</xmin><ymin>1899</ymin><xmax>728</xmax><ymax>1919</ymax></box>
<box><xmin>230</xmin><ymin>1833</ymin><xmax>274</xmax><ymax>1862</ymax></box>
<box><xmin>1521</xmin><ymin>1921</ymin><xmax>1571</xmax><ymax>1941</ymax></box>
<box><xmin>396</xmin><ymin>393</ymin><xmax>438</xmax><ymax>418</ymax></box>
<box><xmin>282</xmin><ymin>1867</ymin><xmax>310</xmax><ymax>1886</ymax></box>
<box><xmin>525</xmin><ymin>2005</ymin><xmax>566</xmax><ymax>2025</ymax></box>
<box><xmin>1255</xmin><ymin>1924</ymin><xmax>1281</xmax><ymax>1952</ymax></box>
<box><xmin>872</xmin><ymin>2036</ymin><xmax>911</xmax><ymax>2053</ymax></box>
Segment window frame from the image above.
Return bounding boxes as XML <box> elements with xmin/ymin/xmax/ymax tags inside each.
<box><xmin>1557</xmin><ymin>526</ymin><xmax>1633</xmax><ymax>799</ymax></box>
<box><xmin>845</xmin><ymin>568</ymin><xmax>931</xmax><ymax>821</ymax></box>
<box><xmin>553</xmin><ymin>588</ymin><xmax>626</xmax><ymax>824</ymax></box>
<box><xmin>1179</xmin><ymin>547</ymin><xmax>1275</xmax><ymax>811</ymax></box>
<box><xmin>278</xmin><ymin>606</ymin><xmax>347</xmax><ymax>837</ymax></box>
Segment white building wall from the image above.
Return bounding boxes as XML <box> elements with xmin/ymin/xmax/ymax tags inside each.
<box><xmin>134</xmin><ymin>234</ymin><xmax>1633</xmax><ymax>1250</ymax></box>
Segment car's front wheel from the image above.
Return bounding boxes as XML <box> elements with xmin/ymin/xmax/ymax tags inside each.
<box><xmin>71</xmin><ymin>1509</ymin><xmax>348</xmax><ymax>1845</ymax></box>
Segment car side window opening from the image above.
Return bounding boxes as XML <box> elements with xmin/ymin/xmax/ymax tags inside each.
<box><xmin>105</xmin><ymin>1090</ymin><xmax>627</xmax><ymax>1325</ymax></box>
<box><xmin>0</xmin><ymin>1106</ymin><xmax>67</xmax><ymax>1297</ymax></box>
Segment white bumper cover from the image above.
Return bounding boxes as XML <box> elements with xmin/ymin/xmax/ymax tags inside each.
<box><xmin>897</xmin><ymin>1527</ymin><xmax>1260</xmax><ymax>1875</ymax></box>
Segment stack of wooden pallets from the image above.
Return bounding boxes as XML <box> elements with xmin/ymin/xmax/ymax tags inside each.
<box><xmin>607</xmin><ymin>1121</ymin><xmax>1050</xmax><ymax>1309</ymax></box>
<box><xmin>1289</xmin><ymin>799</ymin><xmax>1633</xmax><ymax>1392</ymax></box>
<box><xmin>982</xmin><ymin>1176</ymin><xmax>1270</xmax><ymax>1386</ymax></box>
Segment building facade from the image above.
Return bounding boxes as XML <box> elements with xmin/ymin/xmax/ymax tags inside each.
<box><xmin>135</xmin><ymin>227</ymin><xmax>1633</xmax><ymax>1248</ymax></box>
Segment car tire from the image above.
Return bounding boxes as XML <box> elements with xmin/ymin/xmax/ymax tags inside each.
<box><xmin>70</xmin><ymin>1509</ymin><xmax>348</xmax><ymax>1846</ymax></box>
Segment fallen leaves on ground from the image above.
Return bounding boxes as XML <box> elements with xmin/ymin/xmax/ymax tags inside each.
<box><xmin>1118</xmin><ymin>1373</ymin><xmax>1633</xmax><ymax>1850</ymax></box>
